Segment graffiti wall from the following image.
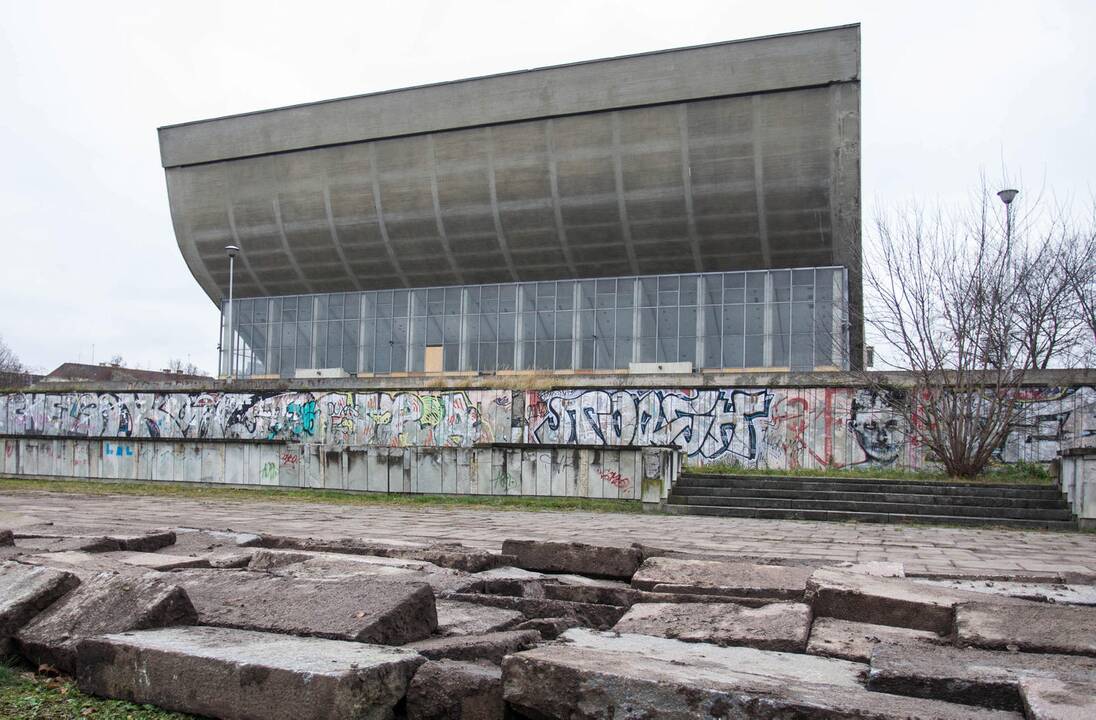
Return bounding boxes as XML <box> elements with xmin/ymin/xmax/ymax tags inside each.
<box><xmin>0</xmin><ymin>390</ymin><xmax>511</xmax><ymax>448</ymax></box>
<box><xmin>522</xmin><ymin>386</ymin><xmax>1096</xmax><ymax>469</ymax></box>
<box><xmin>0</xmin><ymin>385</ymin><xmax>1092</xmax><ymax>470</ymax></box>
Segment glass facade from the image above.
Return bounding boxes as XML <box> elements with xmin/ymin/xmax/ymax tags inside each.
<box><xmin>221</xmin><ymin>267</ymin><xmax>848</xmax><ymax>377</ymax></box>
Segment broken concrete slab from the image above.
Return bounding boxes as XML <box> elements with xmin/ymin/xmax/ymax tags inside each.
<box><xmin>504</xmin><ymin>629</ymin><xmax>1020</xmax><ymax>720</ymax></box>
<box><xmin>1019</xmin><ymin>677</ymin><xmax>1096</xmax><ymax>720</ymax></box>
<box><xmin>867</xmin><ymin>642</ymin><xmax>1096</xmax><ymax>711</ymax></box>
<box><xmin>157</xmin><ymin>528</ymin><xmax>262</xmax><ymax>557</ymax></box>
<box><xmin>443</xmin><ymin>593</ymin><xmax>626</xmax><ymax>630</ymax></box>
<box><xmin>0</xmin><ymin>561</ymin><xmax>79</xmax><ymax>658</ymax></box>
<box><xmin>76</xmin><ymin>626</ymin><xmax>424</xmax><ymax>720</ymax></box>
<box><xmin>15</xmin><ymin>527</ymin><xmax>176</xmax><ymax>553</ymax></box>
<box><xmin>23</xmin><ymin>551</ymin><xmax>149</xmax><ymax>579</ymax></box>
<box><xmin>406</xmin><ymin>660</ymin><xmax>503</xmax><ymax>720</ymax></box>
<box><xmin>806</xmin><ymin>617</ymin><xmax>942</xmax><ymax>662</ymax></box>
<box><xmin>612</xmin><ymin>601</ymin><xmax>812</xmax><ymax>652</ymax></box>
<box><xmin>248</xmin><ymin>549</ymin><xmax>482</xmax><ymax>595</ymax></box>
<box><xmin>99</xmin><ymin>551</ymin><xmax>210</xmax><ymax>571</ymax></box>
<box><xmin>827</xmin><ymin>561</ymin><xmax>906</xmax><ymax>577</ymax></box>
<box><xmin>956</xmin><ymin>602</ymin><xmax>1096</xmax><ymax>656</ymax></box>
<box><xmin>168</xmin><ymin>569</ymin><xmax>437</xmax><ymax>645</ymax></box>
<box><xmin>258</xmin><ymin>534</ymin><xmax>509</xmax><ymax>572</ymax></box>
<box><xmin>807</xmin><ymin>568</ymin><xmax>1027</xmax><ymax>634</ymax></box>
<box><xmin>16</xmin><ymin>574</ymin><xmax>196</xmax><ymax>674</ymax></box>
<box><xmin>207</xmin><ymin>549</ymin><xmax>258</xmax><ymax>568</ymax></box>
<box><xmin>513</xmin><ymin>617</ymin><xmax>580</xmax><ymax>640</ymax></box>
<box><xmin>915</xmin><ymin>578</ymin><xmax>1096</xmax><ymax>606</ymax></box>
<box><xmin>435</xmin><ymin>599</ymin><xmax>523</xmax><ymax>637</ymax></box>
<box><xmin>500</xmin><ymin>539</ymin><xmax>642</xmax><ymax>580</ymax></box>
<box><xmin>16</xmin><ymin>535</ymin><xmax>123</xmax><ymax>553</ymax></box>
<box><xmin>406</xmin><ymin>630</ymin><xmax>540</xmax><ymax>665</ymax></box>
<box><xmin>631</xmin><ymin>556</ymin><xmax>812</xmax><ymax>600</ymax></box>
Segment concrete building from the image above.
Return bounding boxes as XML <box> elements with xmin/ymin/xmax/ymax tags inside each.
<box><xmin>159</xmin><ymin>24</ymin><xmax>861</xmax><ymax>378</ymax></box>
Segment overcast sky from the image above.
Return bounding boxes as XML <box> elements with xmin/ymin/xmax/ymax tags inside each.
<box><xmin>1</xmin><ymin>0</ymin><xmax>1092</xmax><ymax>374</ymax></box>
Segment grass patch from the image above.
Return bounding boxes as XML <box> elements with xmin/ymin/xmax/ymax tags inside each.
<box><xmin>0</xmin><ymin>477</ymin><xmax>643</xmax><ymax>514</ymax></box>
<box><xmin>0</xmin><ymin>661</ymin><xmax>194</xmax><ymax>719</ymax></box>
<box><xmin>685</xmin><ymin>461</ymin><xmax>1055</xmax><ymax>486</ymax></box>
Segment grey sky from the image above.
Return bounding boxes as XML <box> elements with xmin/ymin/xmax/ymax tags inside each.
<box><xmin>1</xmin><ymin>0</ymin><xmax>1092</xmax><ymax>374</ymax></box>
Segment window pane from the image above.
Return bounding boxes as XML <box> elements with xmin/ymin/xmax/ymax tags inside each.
<box><xmin>745</xmin><ymin>305</ymin><xmax>765</xmax><ymax>336</ymax></box>
<box><xmin>443</xmin><ymin>316</ymin><xmax>460</xmax><ymax>343</ymax></box>
<box><xmin>556</xmin><ymin>310</ymin><xmax>573</xmax><ymax>340</ymax></box>
<box><xmin>392</xmin><ymin>290</ymin><xmax>409</xmax><ymax>316</ymax></box>
<box><xmin>772</xmin><ymin>333</ymin><xmax>789</xmax><ymax>366</ymax></box>
<box><xmin>392</xmin><ymin>344</ymin><xmax>408</xmax><ymax>372</ymax></box>
<box><xmin>615</xmin><ymin>309</ymin><xmax>633</xmax><ymax>339</ymax></box>
<box><xmin>344</xmin><ymin>294</ymin><xmax>361</xmax><ymax>319</ymax></box>
<box><xmin>554</xmin><ymin>341</ymin><xmax>572</xmax><ymax>370</ymax></box>
<box><xmin>639</xmin><ymin>278</ymin><xmax>657</xmax><ymax>306</ymax></box>
<box><xmin>342</xmin><ymin>346</ymin><xmax>358</xmax><ymax>373</ymax></box>
<box><xmin>704</xmin><ymin>306</ymin><xmax>721</xmax><ymax>335</ymax></box>
<box><xmin>464</xmin><ymin>287</ymin><xmax>481</xmax><ymax>314</ymax></box>
<box><xmin>657</xmin><ymin>307</ymin><xmax>677</xmax><ymax>337</ymax></box>
<box><xmin>498</xmin><ymin>313</ymin><xmax>516</xmax><ymax>341</ymax></box>
<box><xmin>638</xmin><ymin>337</ymin><xmax>656</xmax><ymax>363</ymax></box>
<box><xmin>703</xmin><ymin>275</ymin><xmax>722</xmax><ymax>305</ymax></box>
<box><xmin>595</xmin><ymin>309</ymin><xmax>614</xmax><ymax>338</ymax></box>
<box><xmin>237</xmin><ymin>299</ymin><xmax>253</xmax><ymax>324</ymax></box>
<box><xmin>443</xmin><ymin>344</ymin><xmax>459</xmax><ymax>371</ymax></box>
<box><xmin>281</xmin><ymin>297</ymin><xmax>297</xmax><ymax>322</ymax></box>
<box><xmin>480</xmin><ymin>285</ymin><xmax>499</xmax><ymax>313</ymax></box>
<box><xmin>790</xmin><ymin>334</ymin><xmax>813</xmax><ymax>369</ymax></box>
<box><xmin>745</xmin><ymin>336</ymin><xmax>764</xmax><ymax>367</ymax></box>
<box><xmin>253</xmin><ymin>300</ymin><xmax>269</xmax><ymax>323</ymax></box>
<box><xmin>520</xmin><ymin>312</ymin><xmax>536</xmax><ymax>342</ymax></box>
<box><xmin>536</xmin><ymin>311</ymin><xmax>553</xmax><ymax>340</ymax></box>
<box><xmin>723</xmin><ymin>336</ymin><xmax>744</xmax><ymax>367</ymax></box>
<box><xmin>595</xmin><ymin>336</ymin><xmax>613</xmax><ymax>369</ymax></box>
<box><xmin>639</xmin><ymin>308</ymin><xmax>657</xmax><ymax>337</ymax></box>
<box><xmin>556</xmin><ymin>281</ymin><xmax>574</xmax><ymax>310</ymax></box>
<box><xmin>499</xmin><ymin>285</ymin><xmax>516</xmax><ymax>313</ymax></box>
<box><xmin>792</xmin><ymin>302</ymin><xmax>813</xmax><ymax>333</ymax></box>
<box><xmin>497</xmin><ymin>341</ymin><xmax>515</xmax><ymax>370</ymax></box>
<box><xmin>678</xmin><ymin>307</ymin><xmax>697</xmax><ymax>337</ymax></box>
<box><xmin>816</xmin><ymin>269</ymin><xmax>835</xmax><ymax>302</ymax></box>
<box><xmin>364</xmin><ymin>292</ymin><xmax>378</xmax><ymax>318</ymax></box>
<box><xmin>444</xmin><ymin>288</ymin><xmax>461</xmax><ymax>315</ymax></box>
<box><xmin>580</xmin><ymin>281</ymin><xmax>596</xmax><ymax>309</ymax></box>
<box><xmin>702</xmin><ymin>336</ymin><xmax>721</xmax><ymax>368</ymax></box>
<box><xmin>520</xmin><ymin>342</ymin><xmax>536</xmax><ymax>370</ymax></box>
<box><xmin>656</xmin><ymin>337</ymin><xmax>676</xmax><ymax>362</ymax></box>
<box><xmin>680</xmin><ymin>276</ymin><xmax>698</xmax><ymax>305</ymax></box>
<box><xmin>579</xmin><ymin>341</ymin><xmax>595</xmax><ymax>368</ymax></box>
<box><xmin>771</xmin><ymin>270</ymin><xmax>791</xmax><ymax>301</ymax></box>
<box><xmin>480</xmin><ymin>314</ymin><xmax>498</xmax><ymax>341</ymax></box>
<box><xmin>745</xmin><ymin>273</ymin><xmax>766</xmax><ymax>303</ymax></box>
<box><xmin>616</xmin><ymin>278</ymin><xmax>635</xmax><ymax>307</ymax></box>
<box><xmin>615</xmin><ymin>338</ymin><xmax>633</xmax><ymax>367</ymax></box>
<box><xmin>772</xmin><ymin>303</ymin><xmax>791</xmax><ymax>335</ymax></box>
<box><xmin>297</xmin><ymin>298</ymin><xmax>313</xmax><ymax>321</ymax></box>
<box><xmin>326</xmin><ymin>294</ymin><xmax>341</xmax><ymax>320</ymax></box>
<box><xmin>478</xmin><ymin>342</ymin><xmax>497</xmax><ymax>373</ymax></box>
<box><xmin>677</xmin><ymin>337</ymin><xmax>696</xmax><ymax>364</ymax></box>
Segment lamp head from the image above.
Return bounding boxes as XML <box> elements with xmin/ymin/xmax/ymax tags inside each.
<box><xmin>225</xmin><ymin>244</ymin><xmax>241</xmax><ymax>258</ymax></box>
<box><xmin>997</xmin><ymin>189</ymin><xmax>1019</xmax><ymax>205</ymax></box>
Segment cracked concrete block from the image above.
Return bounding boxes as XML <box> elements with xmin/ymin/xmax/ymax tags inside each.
<box><xmin>613</xmin><ymin>601</ymin><xmax>812</xmax><ymax>652</ymax></box>
<box><xmin>1019</xmin><ymin>677</ymin><xmax>1096</xmax><ymax>720</ymax></box>
<box><xmin>0</xmin><ymin>561</ymin><xmax>80</xmax><ymax>658</ymax></box>
<box><xmin>249</xmin><ymin>549</ymin><xmax>481</xmax><ymax>595</ymax></box>
<box><xmin>807</xmin><ymin>569</ymin><xmax>1027</xmax><ymax>634</ymax></box>
<box><xmin>442</xmin><ymin>593</ymin><xmax>626</xmax><ymax>630</ymax></box>
<box><xmin>632</xmin><ymin>557</ymin><xmax>812</xmax><ymax>600</ymax></box>
<box><xmin>500</xmin><ymin>539</ymin><xmax>642</xmax><ymax>580</ymax></box>
<box><xmin>406</xmin><ymin>630</ymin><xmax>540</xmax><ymax>665</ymax></box>
<box><xmin>513</xmin><ymin>617</ymin><xmax>581</xmax><ymax>640</ymax></box>
<box><xmin>168</xmin><ymin>569</ymin><xmax>437</xmax><ymax>645</ymax></box>
<box><xmin>956</xmin><ymin>602</ymin><xmax>1096</xmax><ymax>656</ymax></box>
<box><xmin>867</xmin><ymin>642</ymin><xmax>1096</xmax><ymax>712</ymax></box>
<box><xmin>806</xmin><ymin>617</ymin><xmax>941</xmax><ymax>662</ymax></box>
<box><xmin>435</xmin><ymin>600</ymin><xmax>523</xmax><ymax>637</ymax></box>
<box><xmin>76</xmin><ymin>626</ymin><xmax>424</xmax><ymax>720</ymax></box>
<box><xmin>16</xmin><ymin>574</ymin><xmax>197</xmax><ymax>674</ymax></box>
<box><xmin>503</xmin><ymin>629</ymin><xmax>1020</xmax><ymax>720</ymax></box>
<box><xmin>406</xmin><ymin>660</ymin><xmax>503</xmax><ymax>720</ymax></box>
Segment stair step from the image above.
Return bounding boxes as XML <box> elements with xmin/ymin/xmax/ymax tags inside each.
<box><xmin>677</xmin><ymin>474</ymin><xmax>1062</xmax><ymax>499</ymax></box>
<box><xmin>672</xmin><ymin>486</ymin><xmax>1069</xmax><ymax>509</ymax></box>
<box><xmin>665</xmin><ymin>494</ymin><xmax>1075</xmax><ymax>521</ymax></box>
<box><xmin>662</xmin><ymin>503</ymin><xmax>1079</xmax><ymax>530</ymax></box>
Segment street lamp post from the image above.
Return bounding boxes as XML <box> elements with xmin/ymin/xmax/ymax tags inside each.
<box><xmin>997</xmin><ymin>188</ymin><xmax>1019</xmax><ymax>253</ymax></box>
<box><xmin>225</xmin><ymin>245</ymin><xmax>240</xmax><ymax>380</ymax></box>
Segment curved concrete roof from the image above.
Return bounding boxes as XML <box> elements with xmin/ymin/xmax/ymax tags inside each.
<box><xmin>159</xmin><ymin>24</ymin><xmax>860</xmax><ymax>304</ymax></box>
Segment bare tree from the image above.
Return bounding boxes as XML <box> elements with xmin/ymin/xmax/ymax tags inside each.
<box><xmin>167</xmin><ymin>358</ymin><xmax>209</xmax><ymax>376</ymax></box>
<box><xmin>860</xmin><ymin>185</ymin><xmax>1044</xmax><ymax>477</ymax></box>
<box><xmin>108</xmin><ymin>354</ymin><xmax>126</xmax><ymax>367</ymax></box>
<box><xmin>0</xmin><ymin>335</ymin><xmax>25</xmax><ymax>374</ymax></box>
<box><xmin>1061</xmin><ymin>217</ymin><xmax>1096</xmax><ymax>364</ymax></box>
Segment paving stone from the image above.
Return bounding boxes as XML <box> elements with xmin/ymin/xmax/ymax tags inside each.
<box><xmin>16</xmin><ymin>536</ymin><xmax>123</xmax><ymax>552</ymax></box>
<box><xmin>443</xmin><ymin>593</ymin><xmax>625</xmax><ymax>630</ymax></box>
<box><xmin>76</xmin><ymin>626</ymin><xmax>424</xmax><ymax>720</ymax></box>
<box><xmin>23</xmin><ymin>551</ymin><xmax>147</xmax><ymax>579</ymax></box>
<box><xmin>0</xmin><ymin>561</ymin><xmax>79</xmax><ymax>658</ymax></box>
<box><xmin>435</xmin><ymin>600</ymin><xmax>523</xmax><ymax>637</ymax></box>
<box><xmin>513</xmin><ymin>617</ymin><xmax>580</xmax><ymax>640</ymax></box>
<box><xmin>207</xmin><ymin>549</ymin><xmax>258</xmax><ymax>568</ymax></box>
<box><xmin>406</xmin><ymin>659</ymin><xmax>503</xmax><ymax>720</ymax></box>
<box><xmin>1019</xmin><ymin>677</ymin><xmax>1096</xmax><ymax>720</ymax></box>
<box><xmin>956</xmin><ymin>602</ymin><xmax>1096</xmax><ymax>656</ymax></box>
<box><xmin>915</xmin><ymin>578</ymin><xmax>1096</xmax><ymax>606</ymax></box>
<box><xmin>828</xmin><ymin>561</ymin><xmax>906</xmax><ymax>577</ymax></box>
<box><xmin>249</xmin><ymin>548</ymin><xmax>482</xmax><ymax>594</ymax></box>
<box><xmin>98</xmin><ymin>551</ymin><xmax>210</xmax><ymax>571</ymax></box>
<box><xmin>503</xmin><ymin>628</ymin><xmax>1020</xmax><ymax>720</ymax></box>
<box><xmin>168</xmin><ymin>569</ymin><xmax>437</xmax><ymax>644</ymax></box>
<box><xmin>807</xmin><ymin>569</ymin><xmax>1027</xmax><ymax>633</ymax></box>
<box><xmin>0</xmin><ymin>529</ymin><xmax>12</xmax><ymax>546</ymax></box>
<box><xmin>159</xmin><ymin>528</ymin><xmax>262</xmax><ymax>556</ymax></box>
<box><xmin>406</xmin><ymin>630</ymin><xmax>540</xmax><ymax>665</ymax></box>
<box><xmin>631</xmin><ymin>556</ymin><xmax>813</xmax><ymax>600</ymax></box>
<box><xmin>806</xmin><ymin>617</ymin><xmax>942</xmax><ymax>662</ymax></box>
<box><xmin>500</xmin><ymin>539</ymin><xmax>642</xmax><ymax>580</ymax></box>
<box><xmin>613</xmin><ymin>601</ymin><xmax>812</xmax><ymax>651</ymax></box>
<box><xmin>16</xmin><ymin>574</ymin><xmax>196</xmax><ymax>674</ymax></box>
<box><xmin>867</xmin><ymin>642</ymin><xmax>1096</xmax><ymax>712</ymax></box>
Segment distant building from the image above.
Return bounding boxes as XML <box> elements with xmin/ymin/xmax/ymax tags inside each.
<box><xmin>160</xmin><ymin>25</ymin><xmax>862</xmax><ymax>379</ymax></box>
<box><xmin>0</xmin><ymin>371</ymin><xmax>43</xmax><ymax>388</ymax></box>
<box><xmin>41</xmin><ymin>363</ymin><xmax>211</xmax><ymax>384</ymax></box>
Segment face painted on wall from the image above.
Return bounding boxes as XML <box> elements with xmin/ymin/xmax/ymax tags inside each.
<box><xmin>849</xmin><ymin>393</ymin><xmax>906</xmax><ymax>465</ymax></box>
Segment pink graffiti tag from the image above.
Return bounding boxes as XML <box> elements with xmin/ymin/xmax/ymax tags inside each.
<box><xmin>599</xmin><ymin>469</ymin><xmax>631</xmax><ymax>492</ymax></box>
<box><xmin>279</xmin><ymin>452</ymin><xmax>300</xmax><ymax>467</ymax></box>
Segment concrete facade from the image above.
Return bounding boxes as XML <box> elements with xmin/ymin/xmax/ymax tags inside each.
<box><xmin>160</xmin><ymin>25</ymin><xmax>863</xmax><ymax>365</ymax></box>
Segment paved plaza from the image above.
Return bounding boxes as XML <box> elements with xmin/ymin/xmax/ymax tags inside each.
<box><xmin>2</xmin><ymin>488</ymin><xmax>1094</xmax><ymax>578</ymax></box>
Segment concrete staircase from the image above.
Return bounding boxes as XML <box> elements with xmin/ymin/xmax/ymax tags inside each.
<box><xmin>665</xmin><ymin>473</ymin><xmax>1078</xmax><ymax>530</ymax></box>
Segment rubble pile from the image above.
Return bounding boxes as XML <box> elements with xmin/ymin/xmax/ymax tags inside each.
<box><xmin>1</xmin><ymin>521</ymin><xmax>1094</xmax><ymax>719</ymax></box>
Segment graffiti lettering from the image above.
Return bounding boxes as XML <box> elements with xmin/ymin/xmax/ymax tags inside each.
<box><xmin>599</xmin><ymin>469</ymin><xmax>631</xmax><ymax>492</ymax></box>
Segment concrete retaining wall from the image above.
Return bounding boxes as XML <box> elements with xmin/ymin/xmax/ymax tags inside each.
<box><xmin>1060</xmin><ymin>449</ymin><xmax>1096</xmax><ymax>529</ymax></box>
<box><xmin>0</xmin><ymin>437</ymin><xmax>676</xmax><ymax>504</ymax></box>
<box><xmin>2</xmin><ymin>384</ymin><xmax>1092</xmax><ymax>470</ymax></box>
